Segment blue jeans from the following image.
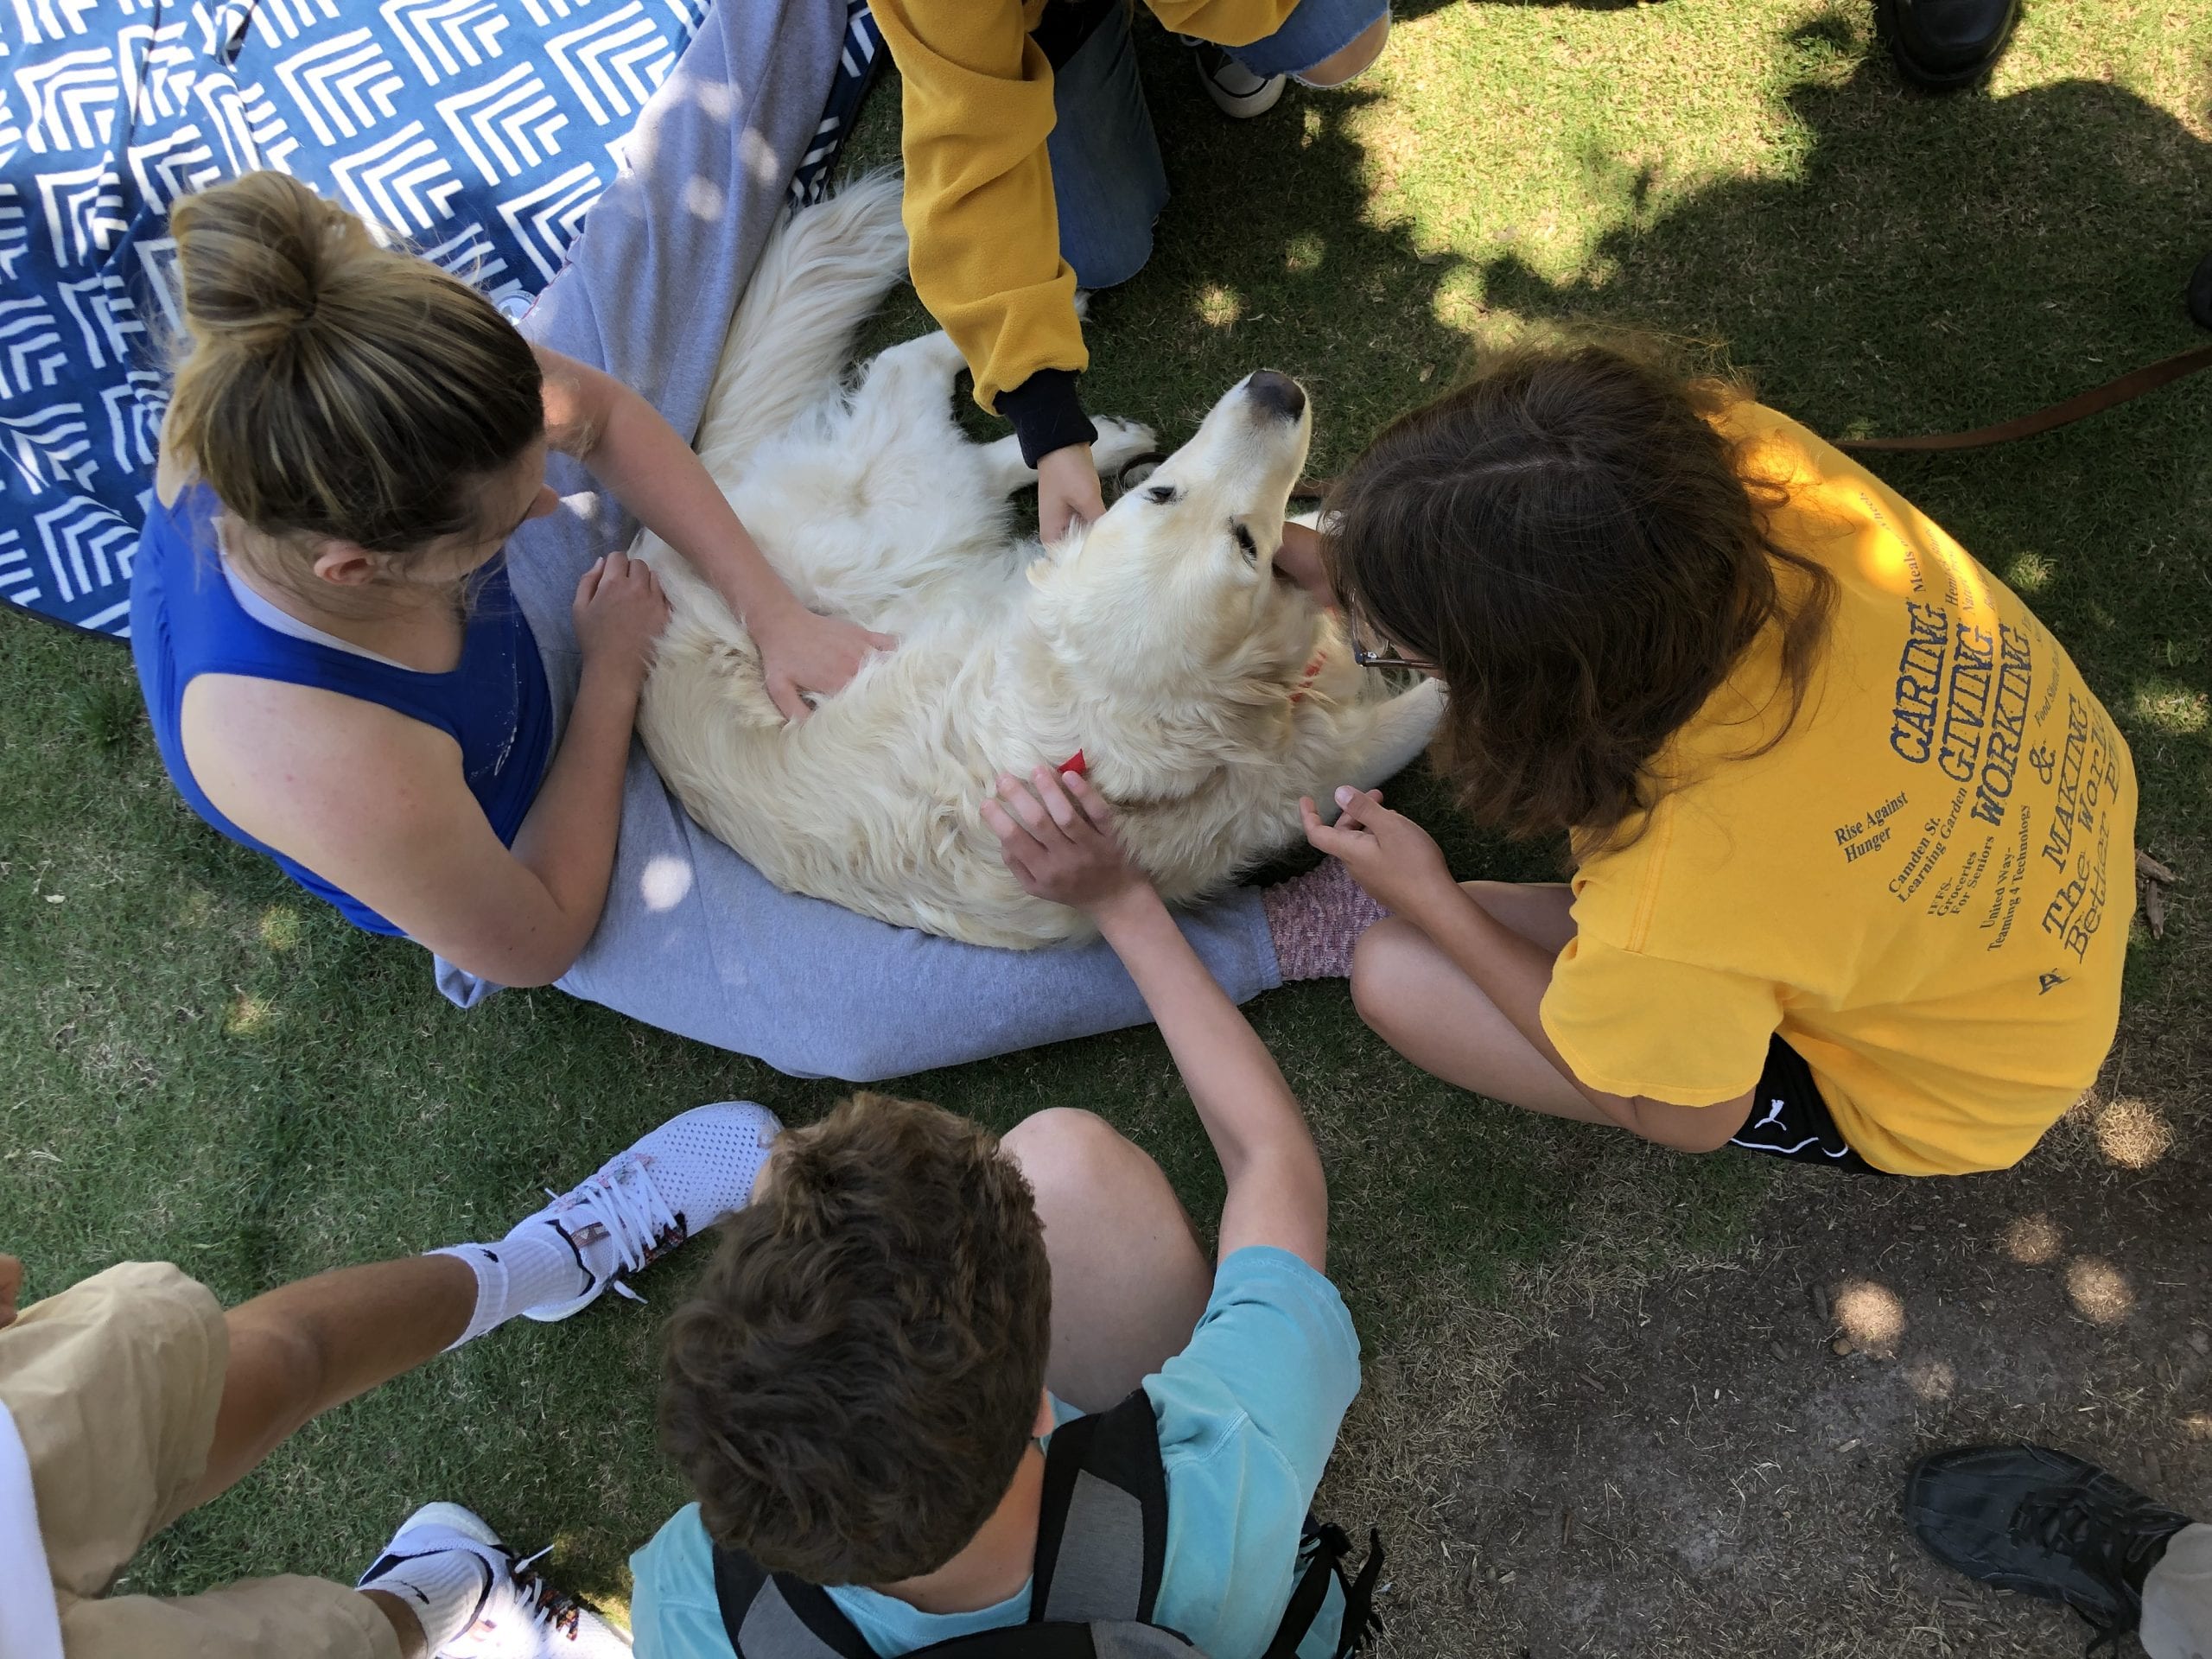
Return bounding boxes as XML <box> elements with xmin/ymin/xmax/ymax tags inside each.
<box><xmin>1049</xmin><ymin>0</ymin><xmax>1391</xmax><ymax>289</ymax></box>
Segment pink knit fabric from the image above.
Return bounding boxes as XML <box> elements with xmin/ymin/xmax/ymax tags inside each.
<box><xmin>1262</xmin><ymin>857</ymin><xmax>1389</xmax><ymax>981</ymax></box>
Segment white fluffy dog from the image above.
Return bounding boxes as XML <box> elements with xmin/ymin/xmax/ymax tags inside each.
<box><xmin>633</xmin><ymin>177</ymin><xmax>1444</xmax><ymax>949</ymax></box>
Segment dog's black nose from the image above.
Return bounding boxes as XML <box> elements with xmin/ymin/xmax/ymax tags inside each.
<box><xmin>1245</xmin><ymin>370</ymin><xmax>1306</xmax><ymax>421</ymax></box>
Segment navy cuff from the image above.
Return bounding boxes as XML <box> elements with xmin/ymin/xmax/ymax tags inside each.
<box><xmin>997</xmin><ymin>369</ymin><xmax>1098</xmax><ymax>468</ymax></box>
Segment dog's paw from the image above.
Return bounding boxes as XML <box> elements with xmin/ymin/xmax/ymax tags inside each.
<box><xmin>1090</xmin><ymin>416</ymin><xmax>1157</xmax><ymax>476</ymax></box>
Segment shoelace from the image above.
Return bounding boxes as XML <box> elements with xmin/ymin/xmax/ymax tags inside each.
<box><xmin>2012</xmin><ymin>1484</ymin><xmax>2139</xmax><ymax>1649</ymax></box>
<box><xmin>547</xmin><ymin>1160</ymin><xmax>687</xmax><ymax>1306</ymax></box>
<box><xmin>507</xmin><ymin>1545</ymin><xmax>586</xmax><ymax>1640</ymax></box>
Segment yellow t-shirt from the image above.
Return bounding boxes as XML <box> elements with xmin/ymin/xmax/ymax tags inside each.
<box><xmin>1538</xmin><ymin>403</ymin><xmax>2135</xmax><ymax>1175</ymax></box>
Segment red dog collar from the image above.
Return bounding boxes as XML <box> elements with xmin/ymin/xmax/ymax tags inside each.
<box><xmin>1052</xmin><ymin>650</ymin><xmax>1325</xmax><ymax>775</ymax></box>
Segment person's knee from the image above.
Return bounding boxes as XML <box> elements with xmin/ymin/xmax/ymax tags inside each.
<box><xmin>1002</xmin><ymin>1107</ymin><xmax>1139</xmax><ymax>1198</ymax></box>
<box><xmin>1348</xmin><ymin>915</ymin><xmax>1424</xmax><ymax>1041</ymax></box>
<box><xmin>1064</xmin><ymin>221</ymin><xmax>1156</xmax><ymax>293</ymax></box>
<box><xmin>1298</xmin><ymin>14</ymin><xmax>1391</xmax><ymax>88</ymax></box>
<box><xmin>1004</xmin><ymin>1109</ymin><xmax>1178</xmax><ymax>1227</ymax></box>
<box><xmin>772</xmin><ymin>1024</ymin><xmax>914</xmax><ymax>1085</ymax></box>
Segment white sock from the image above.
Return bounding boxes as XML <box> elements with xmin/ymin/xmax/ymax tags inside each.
<box><xmin>429</xmin><ymin>1222</ymin><xmax>588</xmax><ymax>1349</ymax></box>
<box><xmin>363</xmin><ymin>1545</ymin><xmax>493</xmax><ymax>1651</ymax></box>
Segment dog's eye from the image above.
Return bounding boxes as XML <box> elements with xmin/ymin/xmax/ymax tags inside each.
<box><xmin>1232</xmin><ymin>522</ymin><xmax>1259</xmax><ymax>563</ymax></box>
<box><xmin>1146</xmin><ymin>484</ymin><xmax>1177</xmax><ymax>505</ymax></box>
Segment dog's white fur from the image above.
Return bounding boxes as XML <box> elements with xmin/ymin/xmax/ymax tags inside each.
<box><xmin>633</xmin><ymin>177</ymin><xmax>1443</xmax><ymax>949</ymax></box>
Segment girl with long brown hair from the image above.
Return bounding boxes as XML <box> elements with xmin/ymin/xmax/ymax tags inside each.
<box><xmin>1287</xmin><ymin>341</ymin><xmax>2135</xmax><ymax>1176</ymax></box>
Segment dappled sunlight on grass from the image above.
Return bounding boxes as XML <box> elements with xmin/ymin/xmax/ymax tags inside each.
<box><xmin>2005</xmin><ymin>551</ymin><xmax>2055</xmax><ymax>594</ymax></box>
<box><xmin>2131</xmin><ymin>683</ymin><xmax>2209</xmax><ymax>736</ymax></box>
<box><xmin>1834</xmin><ymin>1278</ymin><xmax>1904</xmax><ymax>1355</ymax></box>
<box><xmin>2003</xmin><ymin>1211</ymin><xmax>2063</xmax><ymax>1264</ymax></box>
<box><xmin>1195</xmin><ymin>283</ymin><xmax>1243</xmax><ymax>327</ymax></box>
<box><xmin>2065</xmin><ymin>1256</ymin><xmax>2135</xmax><ymax>1325</ymax></box>
<box><xmin>2095</xmin><ymin>1097</ymin><xmax>2175</xmax><ymax>1168</ymax></box>
<box><xmin>222</xmin><ymin>994</ymin><xmax>275</xmax><ymax>1038</ymax></box>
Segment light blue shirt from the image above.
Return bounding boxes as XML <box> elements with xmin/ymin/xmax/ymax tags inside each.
<box><xmin>631</xmin><ymin>1246</ymin><xmax>1361</xmax><ymax>1659</ymax></box>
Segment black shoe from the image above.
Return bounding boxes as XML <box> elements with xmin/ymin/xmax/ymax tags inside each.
<box><xmin>1904</xmin><ymin>1446</ymin><xmax>2193</xmax><ymax>1649</ymax></box>
<box><xmin>2190</xmin><ymin>250</ymin><xmax>2212</xmax><ymax>332</ymax></box>
<box><xmin>1878</xmin><ymin>0</ymin><xmax>2020</xmax><ymax>88</ymax></box>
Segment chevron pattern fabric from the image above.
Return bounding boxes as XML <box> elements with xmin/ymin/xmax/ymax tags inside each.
<box><xmin>3</xmin><ymin>0</ymin><xmax>879</xmax><ymax>639</ymax></box>
<box><xmin>789</xmin><ymin>0</ymin><xmax>880</xmax><ymax>208</ymax></box>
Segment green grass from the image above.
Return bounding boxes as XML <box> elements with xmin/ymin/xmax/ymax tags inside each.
<box><xmin>3</xmin><ymin>0</ymin><xmax>2207</xmax><ymax>1629</ymax></box>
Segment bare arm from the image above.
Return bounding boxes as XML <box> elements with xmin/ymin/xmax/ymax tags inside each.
<box><xmin>984</xmin><ymin>768</ymin><xmax>1328</xmax><ymax>1268</ymax></box>
<box><xmin>182</xmin><ymin>550</ymin><xmax>664</xmax><ymax>986</ymax></box>
<box><xmin>1305</xmin><ymin>789</ymin><xmax>1751</xmax><ymax>1152</ymax></box>
<box><xmin>535</xmin><ymin>346</ymin><xmax>892</xmax><ymax>721</ymax></box>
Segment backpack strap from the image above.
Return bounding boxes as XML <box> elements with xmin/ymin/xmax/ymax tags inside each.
<box><xmin>910</xmin><ymin>1623</ymin><xmax>1195</xmax><ymax>1658</ymax></box>
<box><xmin>1260</xmin><ymin>1522</ymin><xmax>1387</xmax><ymax>1659</ymax></box>
<box><xmin>711</xmin><ymin>1541</ymin><xmax>879</xmax><ymax>1659</ymax></box>
<box><xmin>1028</xmin><ymin>1389</ymin><xmax>1169</xmax><ymax>1625</ymax></box>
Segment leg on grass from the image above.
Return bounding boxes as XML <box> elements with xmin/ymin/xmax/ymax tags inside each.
<box><xmin>187</xmin><ymin>1255</ymin><xmax>476</xmax><ymax>1511</ymax></box>
<box><xmin>1351</xmin><ymin>880</ymin><xmax>1613</xmax><ymax>1124</ymax></box>
<box><xmin>175</xmin><ymin>1256</ymin><xmax>477</xmax><ymax>1658</ymax></box>
<box><xmin>1002</xmin><ymin>1109</ymin><xmax>1214</xmax><ymax>1415</ymax></box>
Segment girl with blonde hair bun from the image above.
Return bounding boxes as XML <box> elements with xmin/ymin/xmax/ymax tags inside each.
<box><xmin>130</xmin><ymin>170</ymin><xmax>1287</xmax><ymax>1078</ymax></box>
<box><xmin>134</xmin><ymin>170</ymin><xmax>887</xmax><ymax>988</ymax></box>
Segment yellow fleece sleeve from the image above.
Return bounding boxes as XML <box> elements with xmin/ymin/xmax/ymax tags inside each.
<box><xmin>872</xmin><ymin>0</ymin><xmax>1085</xmax><ymax>416</ymax></box>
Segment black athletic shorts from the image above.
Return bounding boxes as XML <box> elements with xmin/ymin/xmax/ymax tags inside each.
<box><xmin>1728</xmin><ymin>1037</ymin><xmax>1891</xmax><ymax>1175</ymax></box>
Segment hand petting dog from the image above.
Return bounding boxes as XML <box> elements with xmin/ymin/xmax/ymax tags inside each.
<box><xmin>1036</xmin><ymin>444</ymin><xmax>1107</xmax><ymax>543</ymax></box>
<box><xmin>748</xmin><ymin>601</ymin><xmax>896</xmax><ymax>725</ymax></box>
<box><xmin>982</xmin><ymin>766</ymin><xmax>1152</xmax><ymax>925</ymax></box>
<box><xmin>1300</xmin><ymin>785</ymin><xmax>1459</xmax><ymax>924</ymax></box>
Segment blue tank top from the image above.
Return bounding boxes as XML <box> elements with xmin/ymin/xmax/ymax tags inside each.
<box><xmin>130</xmin><ymin>482</ymin><xmax>554</xmax><ymax>936</ymax></box>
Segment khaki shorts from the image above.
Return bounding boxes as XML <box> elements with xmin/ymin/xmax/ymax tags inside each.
<box><xmin>0</xmin><ymin>1262</ymin><xmax>399</xmax><ymax>1659</ymax></box>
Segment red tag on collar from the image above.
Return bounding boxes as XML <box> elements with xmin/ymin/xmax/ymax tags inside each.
<box><xmin>1056</xmin><ymin>749</ymin><xmax>1087</xmax><ymax>777</ymax></box>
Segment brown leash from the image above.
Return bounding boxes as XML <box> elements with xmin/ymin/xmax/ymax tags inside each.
<box><xmin>1832</xmin><ymin>340</ymin><xmax>2212</xmax><ymax>454</ymax></box>
<box><xmin>1281</xmin><ymin>339</ymin><xmax>2212</xmax><ymax>495</ymax></box>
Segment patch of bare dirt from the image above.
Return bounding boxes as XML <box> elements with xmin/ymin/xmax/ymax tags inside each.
<box><xmin>1359</xmin><ymin>1095</ymin><xmax>2210</xmax><ymax>1656</ymax></box>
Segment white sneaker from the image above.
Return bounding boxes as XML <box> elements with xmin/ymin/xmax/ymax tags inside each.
<box><xmin>1186</xmin><ymin>38</ymin><xmax>1286</xmax><ymax>118</ymax></box>
<box><xmin>517</xmin><ymin>1101</ymin><xmax>781</xmax><ymax>1322</ymax></box>
<box><xmin>359</xmin><ymin>1503</ymin><xmax>632</xmax><ymax>1656</ymax></box>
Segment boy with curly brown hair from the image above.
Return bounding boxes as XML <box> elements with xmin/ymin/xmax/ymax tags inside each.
<box><xmin>632</xmin><ymin>766</ymin><xmax>1368</xmax><ymax>1659</ymax></box>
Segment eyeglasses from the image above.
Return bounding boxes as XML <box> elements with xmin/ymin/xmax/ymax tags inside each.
<box><xmin>1346</xmin><ymin>610</ymin><xmax>1436</xmax><ymax>674</ymax></box>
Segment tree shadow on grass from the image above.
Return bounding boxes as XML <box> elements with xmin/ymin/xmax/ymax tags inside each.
<box><xmin>1482</xmin><ymin>30</ymin><xmax>2212</xmax><ymax>846</ymax></box>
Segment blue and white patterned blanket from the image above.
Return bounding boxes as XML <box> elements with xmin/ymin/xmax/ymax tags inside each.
<box><xmin>2</xmin><ymin>0</ymin><xmax>880</xmax><ymax>638</ymax></box>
